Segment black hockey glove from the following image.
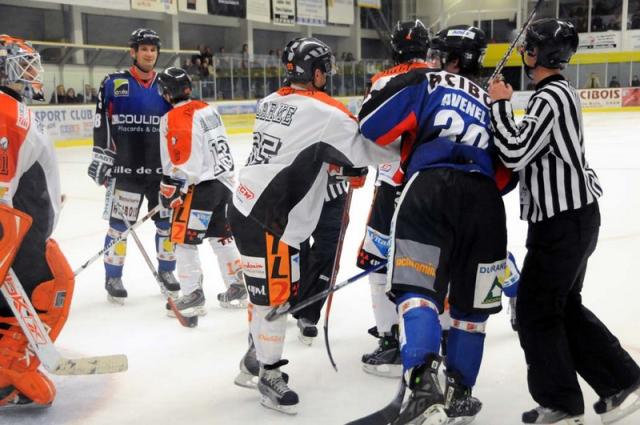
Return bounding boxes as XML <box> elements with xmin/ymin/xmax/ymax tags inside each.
<box><xmin>159</xmin><ymin>176</ymin><xmax>187</xmax><ymax>210</ymax></box>
<box><xmin>87</xmin><ymin>147</ymin><xmax>115</xmax><ymax>185</ymax></box>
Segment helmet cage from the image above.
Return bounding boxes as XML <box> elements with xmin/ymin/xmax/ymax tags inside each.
<box><xmin>0</xmin><ymin>37</ymin><xmax>44</xmax><ymax>100</ymax></box>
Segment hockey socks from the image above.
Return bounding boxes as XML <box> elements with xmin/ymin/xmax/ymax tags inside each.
<box><xmin>397</xmin><ymin>293</ymin><xmax>441</xmax><ymax>371</ymax></box>
<box><xmin>369</xmin><ymin>272</ymin><xmax>397</xmax><ymax>334</ymax></box>
<box><xmin>104</xmin><ymin>221</ymin><xmax>127</xmax><ymax>279</ymax></box>
<box><xmin>155</xmin><ymin>220</ymin><xmax>176</xmax><ymax>273</ymax></box>
<box><xmin>446</xmin><ymin>307</ymin><xmax>488</xmax><ymax>387</ymax></box>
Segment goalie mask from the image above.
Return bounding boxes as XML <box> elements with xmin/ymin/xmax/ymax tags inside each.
<box><xmin>0</xmin><ymin>35</ymin><xmax>45</xmax><ymax>101</ymax></box>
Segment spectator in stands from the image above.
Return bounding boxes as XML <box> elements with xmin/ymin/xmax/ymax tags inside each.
<box><xmin>201</xmin><ymin>57</ymin><xmax>211</xmax><ymax>79</ymax></box>
<box><xmin>203</xmin><ymin>46</ymin><xmax>213</xmax><ymax>63</ymax></box>
<box><xmin>50</xmin><ymin>84</ymin><xmax>66</xmax><ymax>104</ymax></box>
<box><xmin>632</xmin><ymin>75</ymin><xmax>640</xmax><ymax>87</ymax></box>
<box><xmin>81</xmin><ymin>84</ymin><xmax>98</xmax><ymax>103</ymax></box>
<box><xmin>609</xmin><ymin>75</ymin><xmax>621</xmax><ymax>88</ymax></box>
<box><xmin>586</xmin><ymin>72</ymin><xmax>602</xmax><ymax>89</ymax></box>
<box><xmin>345</xmin><ymin>52</ymin><xmax>355</xmax><ymax>62</ymax></box>
<box><xmin>66</xmin><ymin>88</ymin><xmax>80</xmax><ymax>103</ymax></box>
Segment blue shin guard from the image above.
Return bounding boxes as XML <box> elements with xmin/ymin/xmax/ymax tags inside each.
<box><xmin>104</xmin><ymin>220</ymin><xmax>127</xmax><ymax>279</ymax></box>
<box><xmin>446</xmin><ymin>307</ymin><xmax>488</xmax><ymax>387</ymax></box>
<box><xmin>397</xmin><ymin>293</ymin><xmax>442</xmax><ymax>371</ymax></box>
<box><xmin>155</xmin><ymin>219</ymin><xmax>176</xmax><ymax>272</ymax></box>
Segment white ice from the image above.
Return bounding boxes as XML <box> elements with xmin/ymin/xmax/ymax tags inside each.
<box><xmin>4</xmin><ymin>111</ymin><xmax>640</xmax><ymax>425</ymax></box>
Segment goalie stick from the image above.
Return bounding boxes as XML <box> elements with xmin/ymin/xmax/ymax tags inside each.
<box><xmin>1</xmin><ymin>269</ymin><xmax>128</xmax><ymax>375</ymax></box>
<box><xmin>73</xmin><ymin>204</ymin><xmax>162</xmax><ymax>276</ymax></box>
<box><xmin>113</xmin><ymin>202</ymin><xmax>198</xmax><ymax>328</ymax></box>
<box><xmin>265</xmin><ymin>262</ymin><xmax>387</xmax><ymax>322</ymax></box>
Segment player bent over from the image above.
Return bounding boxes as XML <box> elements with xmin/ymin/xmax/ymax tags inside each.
<box><xmin>157</xmin><ymin>67</ymin><xmax>246</xmax><ymax>316</ymax></box>
<box><xmin>0</xmin><ymin>35</ymin><xmax>74</xmax><ymax>409</ymax></box>
<box><xmin>359</xmin><ymin>26</ymin><xmax>511</xmax><ymax>424</ymax></box>
<box><xmin>230</xmin><ymin>37</ymin><xmax>398</xmax><ymax>414</ymax></box>
<box><xmin>88</xmin><ymin>29</ymin><xmax>178</xmax><ymax>304</ymax></box>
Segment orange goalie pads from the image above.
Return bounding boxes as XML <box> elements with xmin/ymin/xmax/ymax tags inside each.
<box><xmin>0</xmin><ymin>204</ymin><xmax>32</xmax><ymax>285</ymax></box>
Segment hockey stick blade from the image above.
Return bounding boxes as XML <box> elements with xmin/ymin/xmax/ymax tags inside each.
<box><xmin>346</xmin><ymin>379</ymin><xmax>406</xmax><ymax>425</ymax></box>
<box><xmin>51</xmin><ymin>354</ymin><xmax>128</xmax><ymax>375</ymax></box>
<box><xmin>167</xmin><ymin>297</ymin><xmax>198</xmax><ymax>328</ymax></box>
<box><xmin>265</xmin><ymin>262</ymin><xmax>387</xmax><ymax>322</ymax></box>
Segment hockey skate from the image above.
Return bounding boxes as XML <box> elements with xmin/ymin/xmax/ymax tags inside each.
<box><xmin>234</xmin><ymin>335</ymin><xmax>289</xmax><ymax>389</ymax></box>
<box><xmin>167</xmin><ymin>289</ymin><xmax>206</xmax><ymax>318</ymax></box>
<box><xmin>296</xmin><ymin>318</ymin><xmax>318</xmax><ymax>346</ymax></box>
<box><xmin>105</xmin><ymin>277</ymin><xmax>127</xmax><ymax>305</ymax></box>
<box><xmin>393</xmin><ymin>354</ymin><xmax>447</xmax><ymax>425</ymax></box>
<box><xmin>217</xmin><ymin>282</ymin><xmax>247</xmax><ymax>309</ymax></box>
<box><xmin>258</xmin><ymin>360</ymin><xmax>298</xmax><ymax>415</ymax></box>
<box><xmin>362</xmin><ymin>326</ymin><xmax>402</xmax><ymax>378</ymax></box>
<box><xmin>522</xmin><ymin>406</ymin><xmax>584</xmax><ymax>424</ymax></box>
<box><xmin>443</xmin><ymin>371</ymin><xmax>482</xmax><ymax>425</ymax></box>
<box><xmin>0</xmin><ymin>386</ymin><xmax>51</xmax><ymax>411</ymax></box>
<box><xmin>158</xmin><ymin>270</ymin><xmax>181</xmax><ymax>298</ymax></box>
<box><xmin>594</xmin><ymin>377</ymin><xmax>640</xmax><ymax>424</ymax></box>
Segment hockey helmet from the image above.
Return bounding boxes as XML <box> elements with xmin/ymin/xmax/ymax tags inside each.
<box><xmin>157</xmin><ymin>67</ymin><xmax>192</xmax><ymax>103</ymax></box>
<box><xmin>282</xmin><ymin>37</ymin><xmax>335</xmax><ymax>84</ymax></box>
<box><xmin>390</xmin><ymin>20</ymin><xmax>430</xmax><ymax>64</ymax></box>
<box><xmin>128</xmin><ymin>28</ymin><xmax>162</xmax><ymax>51</ymax></box>
<box><xmin>522</xmin><ymin>18</ymin><xmax>578</xmax><ymax>69</ymax></box>
<box><xmin>427</xmin><ymin>29</ymin><xmax>446</xmax><ymax>66</ymax></box>
<box><xmin>0</xmin><ymin>35</ymin><xmax>44</xmax><ymax>101</ymax></box>
<box><xmin>440</xmin><ymin>25</ymin><xmax>487</xmax><ymax>75</ymax></box>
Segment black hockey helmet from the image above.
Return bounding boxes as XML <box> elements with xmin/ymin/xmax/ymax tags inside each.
<box><xmin>440</xmin><ymin>25</ymin><xmax>487</xmax><ymax>75</ymax></box>
<box><xmin>390</xmin><ymin>20</ymin><xmax>430</xmax><ymax>64</ymax></box>
<box><xmin>427</xmin><ymin>29</ymin><xmax>446</xmax><ymax>65</ymax></box>
<box><xmin>282</xmin><ymin>37</ymin><xmax>335</xmax><ymax>84</ymax></box>
<box><xmin>157</xmin><ymin>67</ymin><xmax>192</xmax><ymax>103</ymax></box>
<box><xmin>522</xmin><ymin>18</ymin><xmax>578</xmax><ymax>69</ymax></box>
<box><xmin>128</xmin><ymin>28</ymin><xmax>161</xmax><ymax>51</ymax></box>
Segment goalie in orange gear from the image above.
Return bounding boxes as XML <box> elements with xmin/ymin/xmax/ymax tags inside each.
<box><xmin>0</xmin><ymin>34</ymin><xmax>73</xmax><ymax>409</ymax></box>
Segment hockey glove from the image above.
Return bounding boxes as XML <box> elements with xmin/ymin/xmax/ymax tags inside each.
<box><xmin>502</xmin><ymin>251</ymin><xmax>520</xmax><ymax>298</ymax></box>
<box><xmin>87</xmin><ymin>147</ymin><xmax>115</xmax><ymax>186</ymax></box>
<box><xmin>159</xmin><ymin>176</ymin><xmax>187</xmax><ymax>210</ymax></box>
<box><xmin>328</xmin><ymin>165</ymin><xmax>368</xmax><ymax>188</ymax></box>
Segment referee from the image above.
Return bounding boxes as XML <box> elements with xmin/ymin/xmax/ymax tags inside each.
<box><xmin>488</xmin><ymin>18</ymin><xmax>640</xmax><ymax>425</ymax></box>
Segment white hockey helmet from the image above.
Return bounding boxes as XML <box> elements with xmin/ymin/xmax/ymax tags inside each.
<box><xmin>0</xmin><ymin>35</ymin><xmax>45</xmax><ymax>101</ymax></box>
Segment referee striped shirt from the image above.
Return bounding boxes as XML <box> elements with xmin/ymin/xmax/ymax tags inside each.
<box><xmin>490</xmin><ymin>74</ymin><xmax>602</xmax><ymax>222</ymax></box>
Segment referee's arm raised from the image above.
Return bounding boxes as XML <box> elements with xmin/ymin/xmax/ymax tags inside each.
<box><xmin>487</xmin><ymin>80</ymin><xmax>555</xmax><ymax>171</ymax></box>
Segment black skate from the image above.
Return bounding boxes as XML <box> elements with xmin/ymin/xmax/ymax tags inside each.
<box><xmin>393</xmin><ymin>354</ymin><xmax>447</xmax><ymax>425</ymax></box>
<box><xmin>258</xmin><ymin>359</ymin><xmax>298</xmax><ymax>415</ymax></box>
<box><xmin>167</xmin><ymin>289</ymin><xmax>206</xmax><ymax>318</ymax></box>
<box><xmin>522</xmin><ymin>406</ymin><xmax>584</xmax><ymax>424</ymax></box>
<box><xmin>509</xmin><ymin>296</ymin><xmax>519</xmax><ymax>332</ymax></box>
<box><xmin>0</xmin><ymin>386</ymin><xmax>51</xmax><ymax>411</ymax></box>
<box><xmin>594</xmin><ymin>376</ymin><xmax>640</xmax><ymax>424</ymax></box>
<box><xmin>158</xmin><ymin>270</ymin><xmax>181</xmax><ymax>297</ymax></box>
<box><xmin>296</xmin><ymin>318</ymin><xmax>318</xmax><ymax>346</ymax></box>
<box><xmin>362</xmin><ymin>326</ymin><xmax>402</xmax><ymax>378</ymax></box>
<box><xmin>234</xmin><ymin>334</ymin><xmax>289</xmax><ymax>389</ymax></box>
<box><xmin>217</xmin><ymin>282</ymin><xmax>247</xmax><ymax>309</ymax></box>
<box><xmin>443</xmin><ymin>371</ymin><xmax>482</xmax><ymax>425</ymax></box>
<box><xmin>105</xmin><ymin>277</ymin><xmax>127</xmax><ymax>305</ymax></box>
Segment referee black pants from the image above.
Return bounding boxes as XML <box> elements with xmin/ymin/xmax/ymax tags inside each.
<box><xmin>517</xmin><ymin>202</ymin><xmax>640</xmax><ymax>415</ymax></box>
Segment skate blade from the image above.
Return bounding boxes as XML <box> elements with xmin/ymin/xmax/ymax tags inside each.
<box><xmin>260</xmin><ymin>394</ymin><xmax>297</xmax><ymax>415</ymax></box>
<box><xmin>234</xmin><ymin>371</ymin><xmax>258</xmax><ymax>389</ymax></box>
<box><xmin>601</xmin><ymin>390</ymin><xmax>640</xmax><ymax>424</ymax></box>
<box><xmin>362</xmin><ymin>363</ymin><xmax>402</xmax><ymax>378</ymax></box>
<box><xmin>409</xmin><ymin>405</ymin><xmax>447</xmax><ymax>425</ymax></box>
<box><xmin>298</xmin><ymin>333</ymin><xmax>314</xmax><ymax>346</ymax></box>
<box><xmin>107</xmin><ymin>295</ymin><xmax>125</xmax><ymax>305</ymax></box>
<box><xmin>219</xmin><ymin>299</ymin><xmax>248</xmax><ymax>309</ymax></box>
<box><xmin>167</xmin><ymin>306</ymin><xmax>207</xmax><ymax>318</ymax></box>
<box><xmin>445</xmin><ymin>415</ymin><xmax>477</xmax><ymax>425</ymax></box>
<box><xmin>0</xmin><ymin>401</ymin><xmax>52</xmax><ymax>411</ymax></box>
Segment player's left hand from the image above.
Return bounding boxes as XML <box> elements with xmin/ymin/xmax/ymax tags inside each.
<box><xmin>488</xmin><ymin>79</ymin><xmax>513</xmax><ymax>102</ymax></box>
<box><xmin>159</xmin><ymin>176</ymin><xmax>186</xmax><ymax>209</ymax></box>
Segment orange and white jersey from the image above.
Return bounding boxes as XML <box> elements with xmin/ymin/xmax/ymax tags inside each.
<box><xmin>368</xmin><ymin>61</ymin><xmax>431</xmax><ymax>187</ymax></box>
<box><xmin>0</xmin><ymin>87</ymin><xmax>61</xmax><ymax>236</ymax></box>
<box><xmin>159</xmin><ymin>100</ymin><xmax>235</xmax><ymax>190</ymax></box>
<box><xmin>234</xmin><ymin>87</ymin><xmax>398</xmax><ymax>248</ymax></box>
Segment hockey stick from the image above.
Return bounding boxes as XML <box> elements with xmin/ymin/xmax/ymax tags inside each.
<box><xmin>113</xmin><ymin>202</ymin><xmax>197</xmax><ymax>328</ymax></box>
<box><xmin>323</xmin><ymin>186</ymin><xmax>354</xmax><ymax>371</ymax></box>
<box><xmin>73</xmin><ymin>204</ymin><xmax>161</xmax><ymax>276</ymax></box>
<box><xmin>1</xmin><ymin>269</ymin><xmax>128</xmax><ymax>375</ymax></box>
<box><xmin>345</xmin><ymin>379</ymin><xmax>406</xmax><ymax>425</ymax></box>
<box><xmin>486</xmin><ymin>0</ymin><xmax>544</xmax><ymax>87</ymax></box>
<box><xmin>265</xmin><ymin>262</ymin><xmax>387</xmax><ymax>322</ymax></box>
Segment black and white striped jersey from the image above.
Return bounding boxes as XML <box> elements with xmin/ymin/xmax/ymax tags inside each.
<box><xmin>490</xmin><ymin>74</ymin><xmax>602</xmax><ymax>222</ymax></box>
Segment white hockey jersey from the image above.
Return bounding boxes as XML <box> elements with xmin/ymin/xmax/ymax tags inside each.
<box><xmin>0</xmin><ymin>87</ymin><xmax>61</xmax><ymax>236</ymax></box>
<box><xmin>159</xmin><ymin>100</ymin><xmax>235</xmax><ymax>191</ymax></box>
<box><xmin>233</xmin><ymin>86</ymin><xmax>398</xmax><ymax>248</ymax></box>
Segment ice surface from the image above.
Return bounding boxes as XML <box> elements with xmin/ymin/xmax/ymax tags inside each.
<box><xmin>4</xmin><ymin>112</ymin><xmax>640</xmax><ymax>425</ymax></box>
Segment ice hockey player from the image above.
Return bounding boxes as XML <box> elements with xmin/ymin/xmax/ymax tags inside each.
<box><xmin>229</xmin><ymin>37</ymin><xmax>397</xmax><ymax>414</ymax></box>
<box><xmin>0</xmin><ymin>35</ymin><xmax>73</xmax><ymax>409</ymax></box>
<box><xmin>357</xmin><ymin>19</ymin><xmax>432</xmax><ymax>379</ymax></box>
<box><xmin>88</xmin><ymin>28</ymin><xmax>178</xmax><ymax>304</ymax></box>
<box><xmin>359</xmin><ymin>25</ymin><xmax>511</xmax><ymax>424</ymax></box>
<box><xmin>489</xmin><ymin>18</ymin><xmax>640</xmax><ymax>424</ymax></box>
<box><xmin>156</xmin><ymin>67</ymin><xmax>245</xmax><ymax>316</ymax></box>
